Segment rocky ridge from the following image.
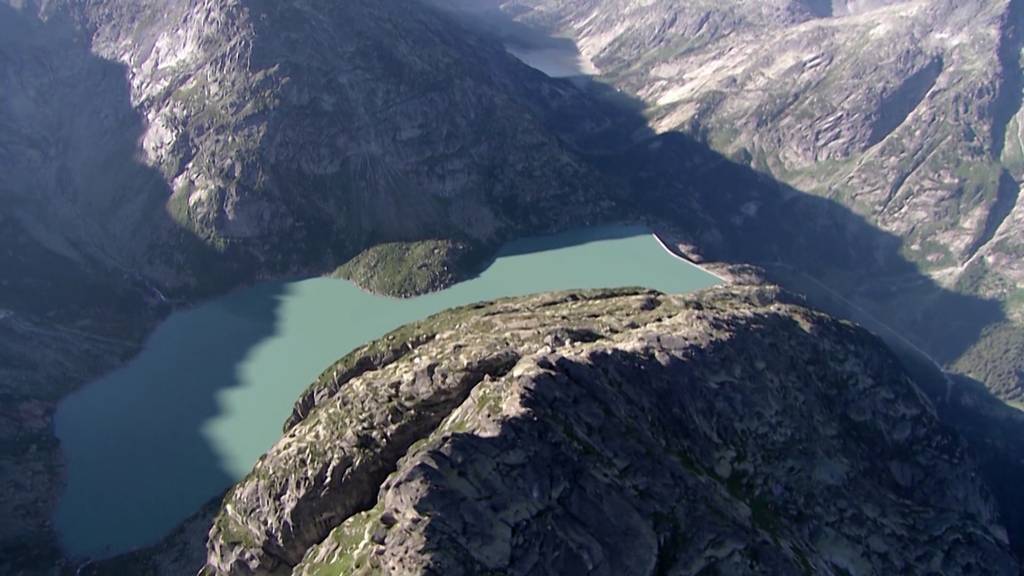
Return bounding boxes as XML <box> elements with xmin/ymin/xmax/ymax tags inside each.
<box><xmin>202</xmin><ymin>286</ymin><xmax>1018</xmax><ymax>575</ymax></box>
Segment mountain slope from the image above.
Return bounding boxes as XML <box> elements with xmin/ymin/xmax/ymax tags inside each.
<box><xmin>202</xmin><ymin>286</ymin><xmax>1017</xmax><ymax>575</ymax></box>
<box><xmin>462</xmin><ymin>0</ymin><xmax>1024</xmax><ymax>398</ymax></box>
<box><xmin>4</xmin><ymin>0</ymin><xmax>620</xmax><ymax>292</ymax></box>
<box><xmin>0</xmin><ymin>0</ymin><xmax>624</xmax><ymax>571</ymax></box>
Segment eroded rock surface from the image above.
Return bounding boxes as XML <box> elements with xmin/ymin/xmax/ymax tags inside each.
<box><xmin>204</xmin><ymin>286</ymin><xmax>1018</xmax><ymax>575</ymax></box>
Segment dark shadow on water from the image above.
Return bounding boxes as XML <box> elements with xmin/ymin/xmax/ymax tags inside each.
<box><xmin>54</xmin><ymin>282</ymin><xmax>288</xmax><ymax>562</ymax></box>
<box><xmin>444</xmin><ymin>223</ymin><xmax>664</xmax><ymax>293</ymax></box>
<box><xmin>0</xmin><ymin>3</ymin><xmax>254</xmax><ymax>572</ymax></box>
<box><xmin>494</xmin><ymin>224</ymin><xmax>648</xmax><ymax>258</ymax></box>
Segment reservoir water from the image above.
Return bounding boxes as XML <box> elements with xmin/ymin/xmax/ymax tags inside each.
<box><xmin>505</xmin><ymin>40</ymin><xmax>597</xmax><ymax>78</ymax></box>
<box><xmin>425</xmin><ymin>1</ymin><xmax>596</xmax><ymax>79</ymax></box>
<box><xmin>54</xmin><ymin>225</ymin><xmax>720</xmax><ymax>559</ymax></box>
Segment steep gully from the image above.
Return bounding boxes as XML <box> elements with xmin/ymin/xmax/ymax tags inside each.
<box><xmin>961</xmin><ymin>0</ymin><xmax>1024</xmax><ymax>264</ymax></box>
<box><xmin>866</xmin><ymin>56</ymin><xmax>944</xmax><ymax>149</ymax></box>
<box><xmin>993</xmin><ymin>0</ymin><xmax>1024</xmax><ymax>162</ymax></box>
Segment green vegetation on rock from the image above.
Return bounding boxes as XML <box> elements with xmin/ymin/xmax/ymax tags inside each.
<box><xmin>955</xmin><ymin>322</ymin><xmax>1024</xmax><ymax>402</ymax></box>
<box><xmin>334</xmin><ymin>239</ymin><xmax>488</xmax><ymax>298</ymax></box>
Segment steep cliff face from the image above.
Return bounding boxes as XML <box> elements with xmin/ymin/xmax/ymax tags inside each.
<box><xmin>202</xmin><ymin>286</ymin><xmax>1018</xmax><ymax>575</ymax></box>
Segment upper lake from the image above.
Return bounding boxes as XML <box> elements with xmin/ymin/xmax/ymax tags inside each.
<box><xmin>506</xmin><ymin>40</ymin><xmax>597</xmax><ymax>78</ymax></box>
<box><xmin>54</xmin><ymin>225</ymin><xmax>720</xmax><ymax>559</ymax></box>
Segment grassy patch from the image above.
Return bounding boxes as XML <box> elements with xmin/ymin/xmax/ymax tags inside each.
<box><xmin>1008</xmin><ymin>289</ymin><xmax>1024</xmax><ymax>310</ymax></box>
<box><xmin>335</xmin><ymin>239</ymin><xmax>489</xmax><ymax>298</ymax></box>
<box><xmin>953</xmin><ymin>321</ymin><xmax>1024</xmax><ymax>401</ymax></box>
<box><xmin>167</xmin><ymin>185</ymin><xmax>192</xmax><ymax>228</ymax></box>
<box><xmin>213</xmin><ymin>514</ymin><xmax>258</xmax><ymax>549</ymax></box>
<box><xmin>295</xmin><ymin>506</ymin><xmax>384</xmax><ymax>576</ymax></box>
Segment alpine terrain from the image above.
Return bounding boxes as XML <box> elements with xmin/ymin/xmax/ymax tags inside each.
<box><xmin>2</xmin><ymin>0</ymin><xmax>1024</xmax><ymax>575</ymax></box>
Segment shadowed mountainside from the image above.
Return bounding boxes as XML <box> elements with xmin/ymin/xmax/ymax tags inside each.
<box><xmin>0</xmin><ymin>0</ymin><xmax>624</xmax><ymax>571</ymax></box>
<box><xmin>0</xmin><ymin>4</ymin><xmax>227</xmax><ymax>572</ymax></box>
<box><xmin>444</xmin><ymin>0</ymin><xmax>1024</xmax><ymax>400</ymax></box>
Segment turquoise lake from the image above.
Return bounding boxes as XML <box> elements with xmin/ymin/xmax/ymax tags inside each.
<box><xmin>54</xmin><ymin>225</ymin><xmax>720</xmax><ymax>559</ymax></box>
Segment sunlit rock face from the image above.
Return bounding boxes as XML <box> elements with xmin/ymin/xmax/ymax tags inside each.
<box><xmin>203</xmin><ymin>286</ymin><xmax>1017</xmax><ymax>576</ymax></box>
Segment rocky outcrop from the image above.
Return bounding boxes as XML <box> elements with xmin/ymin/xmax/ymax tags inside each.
<box><xmin>203</xmin><ymin>286</ymin><xmax>1018</xmax><ymax>575</ymax></box>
